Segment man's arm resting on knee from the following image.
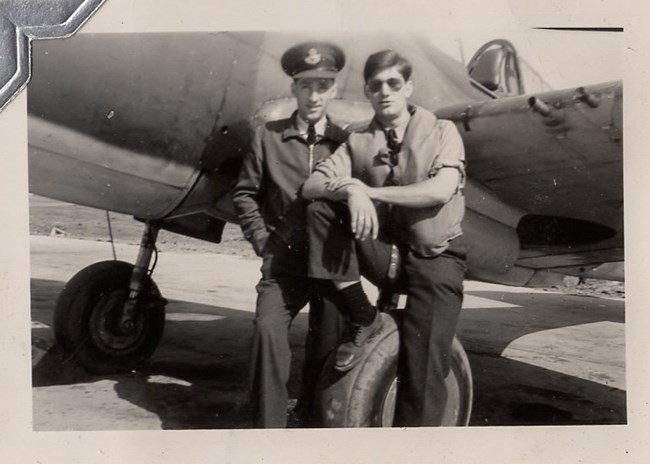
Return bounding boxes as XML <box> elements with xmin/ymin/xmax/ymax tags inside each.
<box><xmin>303</xmin><ymin>170</ymin><xmax>368</xmax><ymax>202</ymax></box>
<box><xmin>302</xmin><ymin>145</ymin><xmax>379</xmax><ymax>240</ymax></box>
<box><xmin>368</xmin><ymin>167</ymin><xmax>461</xmax><ymax>207</ymax></box>
<box><xmin>325</xmin><ymin>167</ymin><xmax>461</xmax><ymax>208</ymax></box>
<box><xmin>302</xmin><ymin>143</ymin><xmax>356</xmax><ymax>202</ymax></box>
<box><xmin>304</xmin><ymin>171</ymin><xmax>379</xmax><ymax>241</ymax></box>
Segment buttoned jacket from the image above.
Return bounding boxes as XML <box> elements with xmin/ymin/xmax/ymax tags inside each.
<box><xmin>233</xmin><ymin>112</ymin><xmax>348</xmax><ymax>256</ymax></box>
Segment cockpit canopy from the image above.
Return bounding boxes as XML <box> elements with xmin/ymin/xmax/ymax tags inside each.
<box><xmin>467</xmin><ymin>39</ymin><xmax>524</xmax><ymax>97</ymax></box>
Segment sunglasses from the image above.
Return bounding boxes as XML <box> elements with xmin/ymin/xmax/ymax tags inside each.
<box><xmin>367</xmin><ymin>78</ymin><xmax>405</xmax><ymax>94</ymax></box>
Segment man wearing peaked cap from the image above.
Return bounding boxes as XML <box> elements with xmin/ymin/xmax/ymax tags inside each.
<box><xmin>232</xmin><ymin>41</ymin><xmax>348</xmax><ymax>428</ymax></box>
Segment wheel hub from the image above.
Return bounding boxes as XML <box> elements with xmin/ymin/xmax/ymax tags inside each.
<box><xmin>89</xmin><ymin>289</ymin><xmax>146</xmax><ymax>352</ymax></box>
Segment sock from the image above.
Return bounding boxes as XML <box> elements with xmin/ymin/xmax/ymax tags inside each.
<box><xmin>339</xmin><ymin>282</ymin><xmax>376</xmax><ymax>326</ymax></box>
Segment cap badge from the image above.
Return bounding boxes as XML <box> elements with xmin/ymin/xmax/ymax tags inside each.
<box><xmin>304</xmin><ymin>48</ymin><xmax>322</xmax><ymax>66</ymax></box>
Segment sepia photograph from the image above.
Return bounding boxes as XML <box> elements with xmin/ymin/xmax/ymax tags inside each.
<box><xmin>0</xmin><ymin>0</ymin><xmax>646</xmax><ymax>463</ymax></box>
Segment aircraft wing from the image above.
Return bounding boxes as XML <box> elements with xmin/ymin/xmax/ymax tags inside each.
<box><xmin>434</xmin><ymin>81</ymin><xmax>623</xmax><ymax>283</ymax></box>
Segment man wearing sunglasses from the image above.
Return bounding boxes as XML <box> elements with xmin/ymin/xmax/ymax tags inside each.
<box><xmin>232</xmin><ymin>42</ymin><xmax>348</xmax><ymax>428</ymax></box>
<box><xmin>302</xmin><ymin>49</ymin><xmax>466</xmax><ymax>426</ymax></box>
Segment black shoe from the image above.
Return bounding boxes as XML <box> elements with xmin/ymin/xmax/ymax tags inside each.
<box><xmin>334</xmin><ymin>310</ymin><xmax>383</xmax><ymax>372</ymax></box>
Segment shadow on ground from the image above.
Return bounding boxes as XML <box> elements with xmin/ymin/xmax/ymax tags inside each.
<box><xmin>31</xmin><ymin>278</ymin><xmax>626</xmax><ymax>428</ymax></box>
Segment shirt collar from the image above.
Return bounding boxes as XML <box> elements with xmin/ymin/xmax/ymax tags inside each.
<box><xmin>282</xmin><ymin>111</ymin><xmax>347</xmax><ymax>143</ymax></box>
<box><xmin>370</xmin><ymin>105</ymin><xmax>419</xmax><ymax>142</ymax></box>
<box><xmin>384</xmin><ymin>105</ymin><xmax>417</xmax><ymax>141</ymax></box>
<box><xmin>295</xmin><ymin>113</ymin><xmax>327</xmax><ymax>137</ymax></box>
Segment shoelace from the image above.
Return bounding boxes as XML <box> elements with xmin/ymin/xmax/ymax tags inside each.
<box><xmin>351</xmin><ymin>321</ymin><xmax>379</xmax><ymax>346</ymax></box>
<box><xmin>351</xmin><ymin>325</ymin><xmax>365</xmax><ymax>346</ymax></box>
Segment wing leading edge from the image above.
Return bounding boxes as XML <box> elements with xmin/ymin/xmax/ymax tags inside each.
<box><xmin>435</xmin><ymin>81</ymin><xmax>623</xmax><ymax>283</ymax></box>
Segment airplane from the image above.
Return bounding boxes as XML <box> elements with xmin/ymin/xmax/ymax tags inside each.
<box><xmin>26</xmin><ymin>30</ymin><xmax>623</xmax><ymax>427</ymax></box>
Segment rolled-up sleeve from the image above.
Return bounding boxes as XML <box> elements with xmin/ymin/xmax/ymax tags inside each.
<box><xmin>313</xmin><ymin>142</ymin><xmax>352</xmax><ymax>179</ymax></box>
<box><xmin>232</xmin><ymin>126</ymin><xmax>270</xmax><ymax>256</ymax></box>
<box><xmin>428</xmin><ymin>120</ymin><xmax>466</xmax><ymax>189</ymax></box>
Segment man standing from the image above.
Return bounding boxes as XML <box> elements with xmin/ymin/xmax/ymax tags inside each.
<box><xmin>232</xmin><ymin>42</ymin><xmax>347</xmax><ymax>428</ymax></box>
<box><xmin>302</xmin><ymin>49</ymin><xmax>466</xmax><ymax>426</ymax></box>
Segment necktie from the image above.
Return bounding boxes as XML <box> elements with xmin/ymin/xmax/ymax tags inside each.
<box><xmin>307</xmin><ymin>124</ymin><xmax>317</xmax><ymax>145</ymax></box>
<box><xmin>385</xmin><ymin>128</ymin><xmax>400</xmax><ymax>153</ymax></box>
<box><xmin>380</xmin><ymin>128</ymin><xmax>402</xmax><ymax>188</ymax></box>
<box><xmin>384</xmin><ymin>128</ymin><xmax>401</xmax><ymax>166</ymax></box>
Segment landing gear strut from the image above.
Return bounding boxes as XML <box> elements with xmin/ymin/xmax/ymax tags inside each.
<box><xmin>53</xmin><ymin>223</ymin><xmax>166</xmax><ymax>374</ymax></box>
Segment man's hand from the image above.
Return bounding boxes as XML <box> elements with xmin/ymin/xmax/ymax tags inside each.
<box><xmin>346</xmin><ymin>186</ymin><xmax>378</xmax><ymax>241</ymax></box>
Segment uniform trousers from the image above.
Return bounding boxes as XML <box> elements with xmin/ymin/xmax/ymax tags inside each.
<box><xmin>306</xmin><ymin>200</ymin><xmax>466</xmax><ymax>426</ymax></box>
<box><xmin>249</xmin><ymin>236</ymin><xmax>342</xmax><ymax>428</ymax></box>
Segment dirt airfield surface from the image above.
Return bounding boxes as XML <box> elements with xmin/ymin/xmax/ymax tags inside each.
<box><xmin>29</xmin><ymin>195</ymin><xmax>626</xmax><ymax>430</ymax></box>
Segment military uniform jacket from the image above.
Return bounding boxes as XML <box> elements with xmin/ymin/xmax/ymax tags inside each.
<box><xmin>233</xmin><ymin>112</ymin><xmax>348</xmax><ymax>256</ymax></box>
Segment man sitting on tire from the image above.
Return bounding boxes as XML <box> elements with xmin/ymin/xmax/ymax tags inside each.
<box><xmin>302</xmin><ymin>49</ymin><xmax>467</xmax><ymax>426</ymax></box>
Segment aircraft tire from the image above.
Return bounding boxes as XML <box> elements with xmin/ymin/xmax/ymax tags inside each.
<box><xmin>315</xmin><ymin>311</ymin><xmax>472</xmax><ymax>427</ymax></box>
<box><xmin>53</xmin><ymin>260</ymin><xmax>166</xmax><ymax>375</ymax></box>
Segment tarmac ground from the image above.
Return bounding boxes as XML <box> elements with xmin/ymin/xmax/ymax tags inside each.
<box><xmin>30</xmin><ymin>235</ymin><xmax>626</xmax><ymax>430</ymax></box>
